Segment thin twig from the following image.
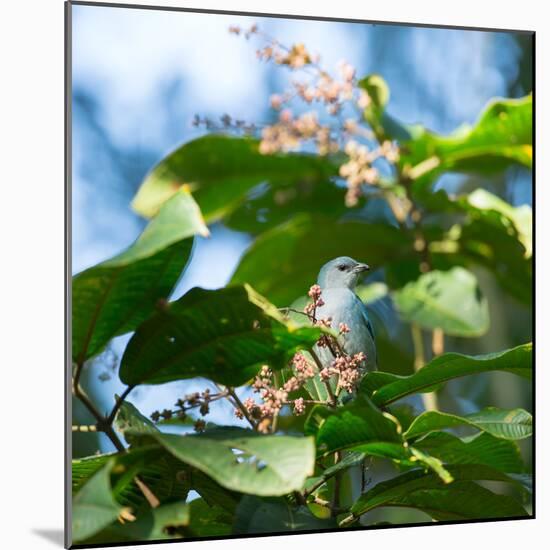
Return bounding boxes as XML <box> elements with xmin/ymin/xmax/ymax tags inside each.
<box><xmin>310</xmin><ymin>496</ymin><xmax>347</xmax><ymax>515</ymax></box>
<box><xmin>106</xmin><ymin>384</ymin><xmax>136</xmax><ymax>425</ymax></box>
<box><xmin>411</xmin><ymin>324</ymin><xmax>438</xmax><ymax>411</ymax></box>
<box><xmin>432</xmin><ymin>328</ymin><xmax>445</xmax><ymax>356</ymax></box>
<box><xmin>72</xmin><ymin>361</ymin><xmax>160</xmax><ymax>507</ymax></box>
<box><xmin>331</xmin><ymin>451</ymin><xmax>342</xmax><ymax>517</ymax></box>
<box><xmin>225</xmin><ymin>386</ymin><xmax>257</xmax><ymax>430</ymax></box>
<box><xmin>309</xmin><ymin>348</ymin><xmax>337</xmax><ymax>407</ymax></box>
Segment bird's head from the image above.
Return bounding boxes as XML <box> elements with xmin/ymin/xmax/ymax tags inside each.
<box><xmin>317</xmin><ymin>256</ymin><xmax>370</xmax><ymax>290</ymax></box>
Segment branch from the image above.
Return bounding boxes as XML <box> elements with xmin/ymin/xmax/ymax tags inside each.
<box><xmin>309</xmin><ymin>348</ymin><xmax>337</xmax><ymax>407</ymax></box>
<box><xmin>331</xmin><ymin>451</ymin><xmax>342</xmax><ymax>517</ymax></box>
<box><xmin>432</xmin><ymin>328</ymin><xmax>445</xmax><ymax>356</ymax></box>
<box><xmin>72</xmin><ymin>361</ymin><xmax>159</xmax><ymax>507</ymax></box>
<box><xmin>106</xmin><ymin>384</ymin><xmax>136</xmax><ymax>425</ymax></box>
<box><xmin>225</xmin><ymin>386</ymin><xmax>257</xmax><ymax>430</ymax></box>
<box><xmin>411</xmin><ymin>324</ymin><xmax>438</xmax><ymax>411</ymax></box>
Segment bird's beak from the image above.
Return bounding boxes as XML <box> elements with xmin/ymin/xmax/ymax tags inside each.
<box><xmin>354</xmin><ymin>263</ymin><xmax>370</xmax><ymax>273</ymax></box>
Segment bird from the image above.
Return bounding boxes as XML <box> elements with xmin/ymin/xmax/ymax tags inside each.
<box><xmin>313</xmin><ymin>256</ymin><xmax>377</xmax><ymax>389</ymax></box>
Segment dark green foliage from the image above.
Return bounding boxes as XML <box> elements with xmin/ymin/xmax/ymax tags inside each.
<box><xmin>71</xmin><ymin>81</ymin><xmax>532</xmax><ymax>543</ymax></box>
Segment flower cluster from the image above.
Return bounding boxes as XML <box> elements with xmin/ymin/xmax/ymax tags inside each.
<box><xmin>339</xmin><ymin>139</ymin><xmax>399</xmax><ymax>206</ymax></box>
<box><xmin>224</xmin><ymin>24</ymin><xmax>401</xmax><ymax>208</ymax></box>
<box><xmin>258</xmin><ymin>110</ymin><xmax>338</xmax><ymax>156</ymax></box>
<box><xmin>320</xmin><ymin>352</ymin><xmax>366</xmax><ymax>393</ymax></box>
<box><xmin>150</xmin><ymin>388</ymin><xmax>224</xmax><ymax>433</ymax></box>
<box><xmin>240</xmin><ymin>285</ymin><xmax>368</xmax><ymax>429</ymax></box>
<box><xmin>304</xmin><ymin>284</ymin><xmax>324</xmax><ymax>318</ymax></box>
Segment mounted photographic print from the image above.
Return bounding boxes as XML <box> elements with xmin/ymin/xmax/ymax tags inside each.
<box><xmin>66</xmin><ymin>1</ymin><xmax>534</xmax><ymax>547</ymax></box>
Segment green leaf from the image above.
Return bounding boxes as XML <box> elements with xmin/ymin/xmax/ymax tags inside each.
<box><xmin>72</xmin><ymin>448</ymin><xmax>190</xmax><ymax>511</ymax></box>
<box><xmin>131</xmin><ymin>135</ymin><xmax>337</xmax><ymax>221</ymax></box>
<box><xmin>304</xmin><ymin>395</ymin><xmax>405</xmax><ymax>458</ymax></box>
<box><xmin>465</xmin><ymin>189</ymin><xmax>532</xmax><ymax>258</ymax></box>
<box><xmin>393</xmin><ymin>267</ymin><xmax>489</xmax><ymax>337</ymax></box>
<box><xmin>414</xmin><ymin>431</ymin><xmax>525</xmax><ymax>474</ymax></box>
<box><xmin>114</xmin><ymin>401</ymin><xmax>159</xmax><ymax>442</ymax></box>
<box><xmin>231</xmin><ymin>214</ymin><xmax>414</xmax><ymax>306</ymax></box>
<box><xmin>359</xmin><ymin>74</ymin><xmax>390</xmax><ymax>111</ymax></box>
<box><xmin>400</xmin><ymin>95</ymin><xmax>532</xmax><ymax>195</ymax></box>
<box><xmin>362</xmin><ymin>343</ymin><xmax>531</xmax><ymax>407</ymax></box>
<box><xmin>186</xmin><ymin>499</ymin><xmax>233</xmax><ymax>538</ymax></box>
<box><xmin>424</xmin><ymin>188</ymin><xmax>532</xmax><ymax>303</ymax></box>
<box><xmin>347</xmin><ymin>464</ymin><xmax>527</xmax><ymax>522</ymax></box>
<box><xmin>358</xmin><ymin>74</ymin><xmax>391</xmax><ymax>141</ymax></box>
<box><xmin>72</xmin><ymin>190</ymin><xmax>207</xmax><ymax>362</ymax></box>
<box><xmin>83</xmin><ymin>501</ymin><xmax>191</xmax><ymax>544</ymax></box>
<box><xmin>233</xmin><ymin>496</ymin><xmax>336</xmax><ymax>534</ymax></box>
<box><xmin>72</xmin><ymin>460</ymin><xmax>122</xmax><ymax>543</ymax></box>
<box><xmin>119</xmin><ymin>284</ymin><xmax>322</xmax><ymax>387</ymax></box>
<box><xmin>72</xmin><ymin>454</ymin><xmax>112</xmax><ymax>495</ymax></box>
<box><xmin>225</xmin><ymin>179</ymin><xmax>354</xmax><ymax>235</ymax></box>
<box><xmin>128</xmin><ymin>428</ymin><xmax>315</xmax><ymax>497</ymax></box>
<box><xmin>355</xmin><ymin>282</ymin><xmax>389</xmax><ymax>305</ymax></box>
<box><xmin>409</xmin><ymin>447</ymin><xmax>454</xmax><ymax>484</ymax></box>
<box><xmin>404</xmin><ymin>407</ymin><xmax>532</xmax><ymax>441</ymax></box>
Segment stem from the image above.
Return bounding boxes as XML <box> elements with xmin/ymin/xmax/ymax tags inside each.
<box><xmin>309</xmin><ymin>348</ymin><xmax>337</xmax><ymax>407</ymax></box>
<box><xmin>339</xmin><ymin>513</ymin><xmax>357</xmax><ymax>528</ymax></box>
<box><xmin>304</xmin><ymin>477</ymin><xmax>327</xmax><ymax>497</ymax></box>
<box><xmin>72</xmin><ymin>424</ymin><xmax>97</xmax><ymax>432</ymax></box>
<box><xmin>226</xmin><ymin>386</ymin><xmax>257</xmax><ymax>430</ymax></box>
<box><xmin>384</xmin><ymin>192</ymin><xmax>409</xmax><ymax>230</ymax></box>
<box><xmin>72</xmin><ymin>361</ymin><xmax>159</xmax><ymax>507</ymax></box>
<box><xmin>331</xmin><ymin>451</ymin><xmax>342</xmax><ymax>517</ymax></box>
<box><xmin>310</xmin><ymin>496</ymin><xmax>347</xmax><ymax>515</ymax></box>
<box><xmin>411</xmin><ymin>324</ymin><xmax>438</xmax><ymax>411</ymax></box>
<box><xmin>106</xmin><ymin>384</ymin><xmax>136</xmax><ymax>425</ymax></box>
<box><xmin>72</xmin><ymin>362</ymin><xmax>104</xmax><ymax>426</ymax></box>
<box><xmin>432</xmin><ymin>328</ymin><xmax>445</xmax><ymax>356</ymax></box>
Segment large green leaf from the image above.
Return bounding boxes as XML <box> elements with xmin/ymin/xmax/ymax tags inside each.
<box><xmin>393</xmin><ymin>267</ymin><xmax>489</xmax><ymax>337</ymax></box>
<box><xmin>128</xmin><ymin>428</ymin><xmax>315</xmax><ymax>497</ymax></box>
<box><xmin>413</xmin><ymin>432</ymin><xmax>525</xmax><ymax>474</ymax></box>
<box><xmin>233</xmin><ymin>496</ymin><xmax>336</xmax><ymax>534</ymax></box>
<box><xmin>404</xmin><ymin>407</ymin><xmax>532</xmax><ymax>441</ymax></box>
<box><xmin>114</xmin><ymin>401</ymin><xmax>160</xmax><ymax>444</ymax></box>
<box><xmin>131</xmin><ymin>134</ymin><xmax>337</xmax><ymax>221</ymax></box>
<box><xmin>304</xmin><ymin>395</ymin><xmax>404</xmax><ymax>458</ymax></box>
<box><xmin>184</xmin><ymin>499</ymin><xmax>233</xmax><ymax>538</ymax></box>
<box><xmin>362</xmin><ymin>343</ymin><xmax>531</xmax><ymax>407</ymax></box>
<box><xmin>72</xmin><ymin>190</ymin><xmax>207</xmax><ymax>362</ymax></box>
<box><xmin>231</xmin><ymin>214</ymin><xmax>414</xmax><ymax>306</ymax></box>
<box><xmin>458</xmin><ymin>206</ymin><xmax>532</xmax><ymax>304</ymax></box>
<box><xmin>346</xmin><ymin>464</ymin><xmax>527</xmax><ymax>523</ymax></box>
<box><xmin>465</xmin><ymin>189</ymin><xmax>532</xmax><ymax>258</ymax></box>
<box><xmin>425</xmin><ymin>188</ymin><xmax>532</xmax><ymax>303</ymax></box>
<box><xmin>72</xmin><ymin>448</ymin><xmax>190</xmax><ymax>511</ymax></box>
<box><xmin>399</xmin><ymin>95</ymin><xmax>532</xmax><ymax>195</ymax></box>
<box><xmin>119</xmin><ymin>285</ymin><xmax>322</xmax><ymax>387</ymax></box>
<box><xmin>72</xmin><ymin>460</ymin><xmax>122</xmax><ymax>543</ymax></box>
<box><xmin>225</xmin><ymin>179</ymin><xmax>355</xmax><ymax>235</ymax></box>
<box><xmin>81</xmin><ymin>501</ymin><xmax>191</xmax><ymax>544</ymax></box>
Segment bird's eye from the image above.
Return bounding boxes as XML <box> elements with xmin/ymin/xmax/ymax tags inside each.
<box><xmin>338</xmin><ymin>264</ymin><xmax>347</xmax><ymax>271</ymax></box>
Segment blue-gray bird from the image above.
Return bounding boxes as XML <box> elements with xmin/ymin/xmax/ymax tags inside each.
<box><xmin>314</xmin><ymin>256</ymin><xmax>377</xmax><ymax>379</ymax></box>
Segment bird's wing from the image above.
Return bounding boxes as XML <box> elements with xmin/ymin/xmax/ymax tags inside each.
<box><xmin>360</xmin><ymin>302</ymin><xmax>375</xmax><ymax>341</ymax></box>
<box><xmin>358</xmin><ymin>301</ymin><xmax>377</xmax><ymax>367</ymax></box>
